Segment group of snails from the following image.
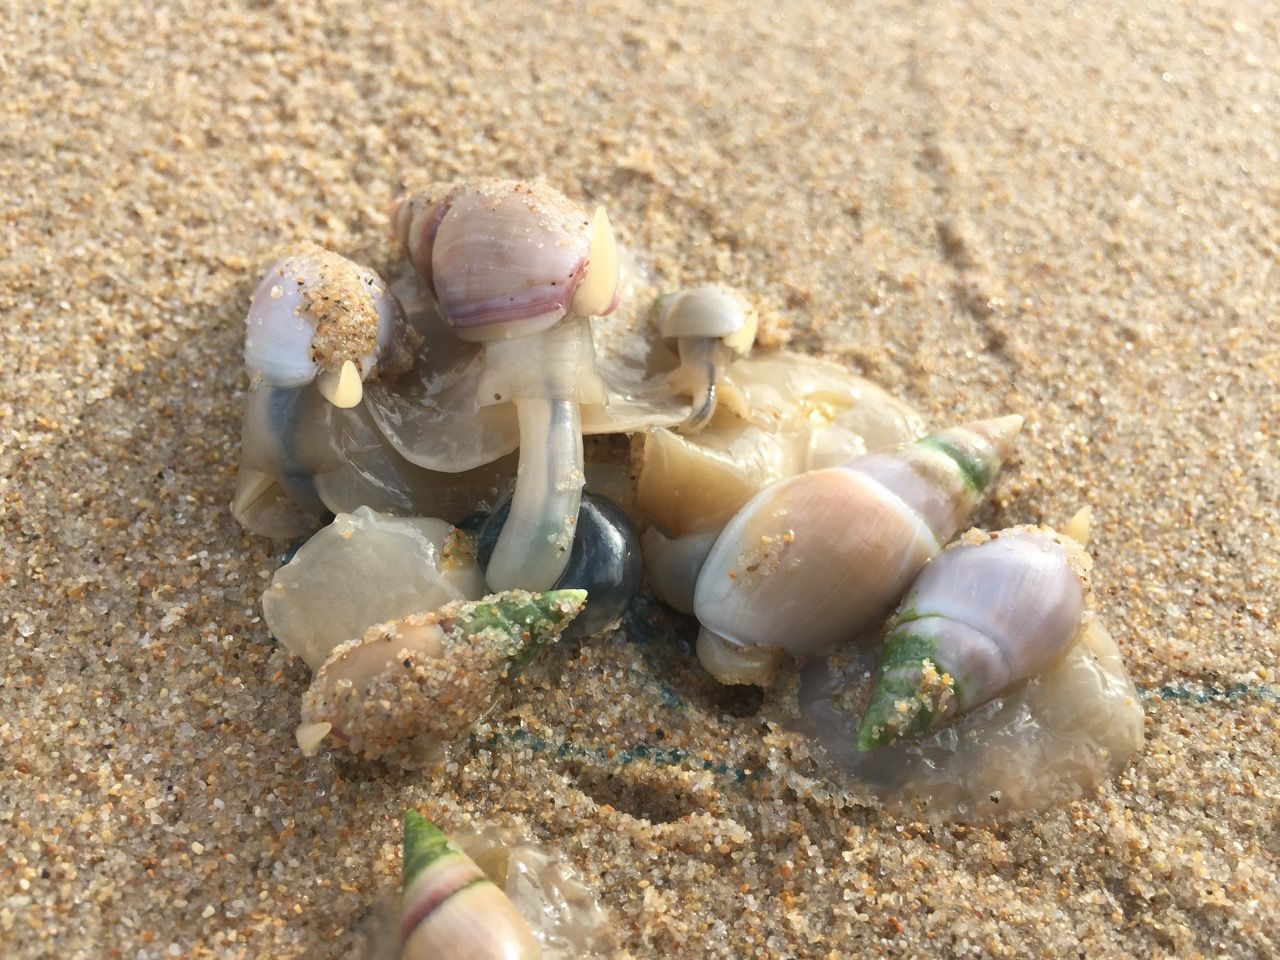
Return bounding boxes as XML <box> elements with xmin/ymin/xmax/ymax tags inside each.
<box><xmin>232</xmin><ymin>179</ymin><xmax>1145</xmax><ymax>958</ymax></box>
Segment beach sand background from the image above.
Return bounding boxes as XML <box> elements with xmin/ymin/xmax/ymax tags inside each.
<box><xmin>3</xmin><ymin>1</ymin><xmax>1277</xmax><ymax>956</ymax></box>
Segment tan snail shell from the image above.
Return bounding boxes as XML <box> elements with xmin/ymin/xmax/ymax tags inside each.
<box><xmin>693</xmin><ymin>415</ymin><xmax>1024</xmax><ymax>664</ymax></box>
<box><xmin>400</xmin><ymin>811</ymin><xmax>541</xmax><ymax>959</ymax></box>
<box><xmin>298</xmin><ymin>589</ymin><xmax>586</xmax><ymax>766</ymax></box>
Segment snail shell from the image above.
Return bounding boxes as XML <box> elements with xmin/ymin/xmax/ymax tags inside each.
<box><xmin>243</xmin><ymin>244</ymin><xmax>411</xmax><ymax>406</ymax></box>
<box><xmin>400</xmin><ymin>811</ymin><xmax>541</xmax><ymax>960</ymax></box>
<box><xmin>298</xmin><ymin>589</ymin><xmax>586</xmax><ymax>765</ymax></box>
<box><xmin>693</xmin><ymin>415</ymin><xmax>1023</xmax><ymax>660</ymax></box>
<box><xmin>857</xmin><ymin>525</ymin><xmax>1090</xmax><ymax>749</ymax></box>
<box><xmin>391</xmin><ymin>180</ymin><xmax>620</xmax><ymax>341</ymax></box>
<box><xmin>654</xmin><ymin>284</ymin><xmax>758</xmax><ymax>355</ymax></box>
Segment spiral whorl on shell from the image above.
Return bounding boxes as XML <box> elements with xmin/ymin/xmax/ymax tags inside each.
<box><xmin>857</xmin><ymin>526</ymin><xmax>1091</xmax><ymax>750</ymax></box>
<box><xmin>400</xmin><ymin>811</ymin><xmax>541</xmax><ymax>960</ymax></box>
<box><xmin>693</xmin><ymin>415</ymin><xmax>1023</xmax><ymax>659</ymax></box>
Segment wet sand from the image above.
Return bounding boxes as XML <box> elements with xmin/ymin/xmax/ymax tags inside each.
<box><xmin>3</xmin><ymin>1</ymin><xmax>1277</xmax><ymax>956</ymax></box>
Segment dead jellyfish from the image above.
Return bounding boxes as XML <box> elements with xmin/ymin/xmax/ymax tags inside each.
<box><xmin>692</xmin><ymin>415</ymin><xmax>1023</xmax><ymax>684</ymax></box>
<box><xmin>299</xmin><ymin>589</ymin><xmax>586</xmax><ymax>766</ymax></box>
<box><xmin>263</xmin><ymin>506</ymin><xmax>486</xmax><ymax>671</ymax></box>
<box><xmin>795</xmin><ymin>521</ymin><xmax>1144</xmax><ymax>820</ymax></box>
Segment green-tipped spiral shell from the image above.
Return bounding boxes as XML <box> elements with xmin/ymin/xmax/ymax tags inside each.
<box><xmin>299</xmin><ymin>590</ymin><xmax>587</xmax><ymax>765</ymax></box>
<box><xmin>857</xmin><ymin>527</ymin><xmax>1089</xmax><ymax>750</ymax></box>
<box><xmin>400</xmin><ymin>811</ymin><xmax>541</xmax><ymax>959</ymax></box>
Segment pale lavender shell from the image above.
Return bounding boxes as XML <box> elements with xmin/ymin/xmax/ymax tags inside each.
<box><xmin>413</xmin><ymin>181</ymin><xmax>602</xmax><ymax>339</ymax></box>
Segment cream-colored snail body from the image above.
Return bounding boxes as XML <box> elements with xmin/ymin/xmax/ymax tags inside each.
<box><xmin>391</xmin><ymin>180</ymin><xmax>622</xmax><ymax>592</ymax></box>
<box><xmin>693</xmin><ymin>415</ymin><xmax>1023</xmax><ymax>673</ymax></box>
<box><xmin>653</xmin><ymin>285</ymin><xmax>758</xmax><ymax>433</ymax></box>
<box><xmin>400</xmin><ymin>811</ymin><xmax>541</xmax><ymax>960</ymax></box>
<box><xmin>856</xmin><ymin>525</ymin><xmax>1091</xmax><ymax>749</ymax></box>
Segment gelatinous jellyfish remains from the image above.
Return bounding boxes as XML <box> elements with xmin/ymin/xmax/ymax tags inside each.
<box><xmin>264</xmin><ymin>506</ymin><xmax>486</xmax><ymax>670</ymax></box>
<box><xmin>455</xmin><ymin>824</ymin><xmax>616</xmax><ymax>959</ymax></box>
<box><xmin>797</xmin><ymin>617</ymin><xmax>1144</xmax><ymax>820</ymax></box>
<box><xmin>792</xmin><ymin>524</ymin><xmax>1145</xmax><ymax>820</ymax></box>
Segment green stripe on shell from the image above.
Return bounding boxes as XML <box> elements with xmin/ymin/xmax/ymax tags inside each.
<box><xmin>403</xmin><ymin>810</ymin><xmax>455</xmax><ymax>891</ymax></box>
<box><xmin>917</xmin><ymin>435</ymin><xmax>992</xmax><ymax>493</ymax></box>
<box><xmin>451</xmin><ymin>591</ymin><xmax>586</xmax><ymax>678</ymax></box>
<box><xmin>856</xmin><ymin>632</ymin><xmax>962</xmax><ymax>751</ymax></box>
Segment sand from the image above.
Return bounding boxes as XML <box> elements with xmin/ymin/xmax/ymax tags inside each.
<box><xmin>2</xmin><ymin>1</ymin><xmax>1277</xmax><ymax>956</ymax></box>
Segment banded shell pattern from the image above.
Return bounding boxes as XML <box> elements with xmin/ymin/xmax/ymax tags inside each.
<box><xmin>400</xmin><ymin>811</ymin><xmax>541</xmax><ymax>960</ymax></box>
<box><xmin>392</xmin><ymin>180</ymin><xmax>620</xmax><ymax>341</ymax></box>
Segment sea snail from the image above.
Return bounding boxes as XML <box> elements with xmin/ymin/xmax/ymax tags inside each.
<box><xmin>856</xmin><ymin>525</ymin><xmax>1091</xmax><ymax>750</ymax></box>
<box><xmin>653</xmin><ymin>285</ymin><xmax>758</xmax><ymax>434</ymax></box>
<box><xmin>391</xmin><ymin>180</ymin><xmax>621</xmax><ymax>593</ymax></box>
<box><xmin>233</xmin><ymin>246</ymin><xmax>418</xmax><ymax>537</ymax></box>
<box><xmin>296</xmin><ymin>589</ymin><xmax>587</xmax><ymax>766</ymax></box>
<box><xmin>244</xmin><ymin>243</ymin><xmax>413</xmax><ymax>408</ymax></box>
<box><xmin>400</xmin><ymin>811</ymin><xmax>541</xmax><ymax>960</ymax></box>
<box><xmin>693</xmin><ymin>415</ymin><xmax>1024</xmax><ymax>682</ymax></box>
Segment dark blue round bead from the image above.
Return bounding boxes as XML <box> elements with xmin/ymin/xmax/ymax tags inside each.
<box><xmin>477</xmin><ymin>492</ymin><xmax>642</xmax><ymax>638</ymax></box>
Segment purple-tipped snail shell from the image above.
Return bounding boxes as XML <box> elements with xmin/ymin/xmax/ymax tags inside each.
<box><xmin>856</xmin><ymin>525</ymin><xmax>1091</xmax><ymax>749</ymax></box>
<box><xmin>391</xmin><ymin>179</ymin><xmax>620</xmax><ymax>340</ymax></box>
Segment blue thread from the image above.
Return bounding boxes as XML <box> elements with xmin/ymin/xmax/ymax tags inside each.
<box><xmin>1140</xmin><ymin>682</ymin><xmax>1277</xmax><ymax>704</ymax></box>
